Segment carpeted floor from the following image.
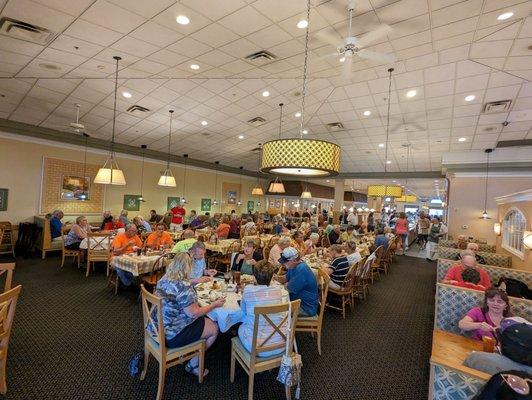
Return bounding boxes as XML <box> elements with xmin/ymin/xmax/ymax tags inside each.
<box><xmin>0</xmin><ymin>253</ymin><xmax>435</xmax><ymax>400</ymax></box>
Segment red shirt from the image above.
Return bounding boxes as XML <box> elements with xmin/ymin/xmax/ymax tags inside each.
<box><xmin>103</xmin><ymin>220</ymin><xmax>125</xmax><ymax>231</ymax></box>
<box><xmin>170</xmin><ymin>206</ymin><xmax>185</xmax><ymax>224</ymax></box>
<box><xmin>395</xmin><ymin>218</ymin><xmax>408</xmax><ymax>234</ymax></box>
<box><xmin>452</xmin><ymin>281</ymin><xmax>486</xmax><ymax>291</ymax></box>
<box><xmin>444</xmin><ymin>263</ymin><xmax>492</xmax><ymax>289</ymax></box>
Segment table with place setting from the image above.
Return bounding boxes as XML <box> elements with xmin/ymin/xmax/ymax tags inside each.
<box><xmin>205</xmin><ymin>239</ymin><xmax>238</xmax><ymax>255</ymax></box>
<box><xmin>110</xmin><ymin>252</ymin><xmax>165</xmax><ymax>276</ymax></box>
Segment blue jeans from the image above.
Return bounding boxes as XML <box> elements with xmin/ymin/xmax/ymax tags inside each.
<box><xmin>116</xmin><ymin>269</ymin><xmax>134</xmax><ymax>286</ymax></box>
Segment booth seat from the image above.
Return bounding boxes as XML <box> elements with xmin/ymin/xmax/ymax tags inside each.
<box><xmin>436</xmin><ymin>246</ymin><xmax>511</xmax><ymax>268</ymax></box>
<box><xmin>438</xmin><ymin>239</ymin><xmax>496</xmax><ymax>253</ymax></box>
<box><xmin>34</xmin><ymin>216</ymin><xmax>62</xmax><ymax>259</ymax></box>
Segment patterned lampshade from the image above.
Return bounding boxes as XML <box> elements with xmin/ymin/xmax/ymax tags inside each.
<box><xmin>251</xmin><ymin>186</ymin><xmax>264</xmax><ymax>196</ymax></box>
<box><xmin>367</xmin><ymin>185</ymin><xmax>403</xmax><ymax>197</ymax></box>
<box><xmin>395</xmin><ymin>194</ymin><xmax>417</xmax><ymax>202</ymax></box>
<box><xmin>261</xmin><ymin>139</ymin><xmax>340</xmax><ymax>177</ymax></box>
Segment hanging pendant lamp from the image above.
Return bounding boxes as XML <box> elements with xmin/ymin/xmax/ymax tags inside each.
<box><xmin>77</xmin><ymin>132</ymin><xmax>90</xmax><ymax>200</ymax></box>
<box><xmin>260</xmin><ymin>0</ymin><xmax>340</xmax><ymax>177</ymax></box>
<box><xmin>301</xmin><ymin>180</ymin><xmax>312</xmax><ymax>198</ymax></box>
<box><xmin>181</xmin><ymin>154</ymin><xmax>188</xmax><ymax>204</ymax></box>
<box><xmin>266</xmin><ymin>104</ymin><xmax>286</xmax><ymax>194</ymax></box>
<box><xmin>138</xmin><ymin>144</ymin><xmax>147</xmax><ymax>201</ymax></box>
<box><xmin>251</xmin><ymin>143</ymin><xmax>264</xmax><ymax>196</ymax></box>
<box><xmin>94</xmin><ymin>56</ymin><xmax>126</xmax><ymax>185</ymax></box>
<box><xmin>213</xmin><ymin>161</ymin><xmax>219</xmax><ymax>206</ymax></box>
<box><xmin>480</xmin><ymin>148</ymin><xmax>493</xmax><ymax>219</ymax></box>
<box><xmin>158</xmin><ymin>110</ymin><xmax>177</xmax><ymax>187</ymax></box>
<box><xmin>237</xmin><ymin>166</ymin><xmax>243</xmax><ymax>206</ymax></box>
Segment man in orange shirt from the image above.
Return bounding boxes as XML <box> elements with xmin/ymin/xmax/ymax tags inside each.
<box><xmin>112</xmin><ymin>225</ymin><xmax>143</xmax><ymax>255</ymax></box>
<box><xmin>216</xmin><ymin>216</ymin><xmax>231</xmax><ymax>239</ymax></box>
<box><xmin>145</xmin><ymin>223</ymin><xmax>173</xmax><ymax>250</ymax></box>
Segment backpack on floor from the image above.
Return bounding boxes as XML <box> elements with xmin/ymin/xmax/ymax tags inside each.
<box><xmin>497</xmin><ymin>277</ymin><xmax>532</xmax><ymax>300</ymax></box>
<box><xmin>500</xmin><ymin>322</ymin><xmax>532</xmax><ymax>367</ymax></box>
<box><xmin>472</xmin><ymin>370</ymin><xmax>531</xmax><ymax>400</ymax></box>
<box><xmin>128</xmin><ymin>352</ymin><xmax>144</xmax><ymax>378</ymax></box>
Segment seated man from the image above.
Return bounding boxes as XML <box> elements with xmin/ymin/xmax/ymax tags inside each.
<box><xmin>112</xmin><ymin>225</ymin><xmax>143</xmax><ymax>286</ymax></box>
<box><xmin>328</xmin><ymin>225</ymin><xmax>341</xmax><ymax>245</ymax></box>
<box><xmin>325</xmin><ymin>244</ymin><xmax>351</xmax><ymax>290</ymax></box>
<box><xmin>148</xmin><ymin>209</ymin><xmax>163</xmax><ymax>224</ymax></box>
<box><xmin>374</xmin><ymin>228</ymin><xmax>389</xmax><ymax>251</ymax></box>
<box><xmin>465</xmin><ymin>242</ymin><xmax>486</xmax><ymax>265</ymax></box>
<box><xmin>171</xmin><ymin>229</ymin><xmax>197</xmax><ymax>253</ymax></box>
<box><xmin>144</xmin><ymin>223</ymin><xmax>173</xmax><ymax>250</ymax></box>
<box><xmin>444</xmin><ymin>253</ymin><xmax>492</xmax><ymax>289</ymax></box>
<box><xmin>450</xmin><ymin>267</ymin><xmax>486</xmax><ymax>291</ymax></box>
<box><xmin>49</xmin><ymin>209</ymin><xmax>64</xmax><ymax>241</ymax></box>
<box><xmin>273</xmin><ymin>247</ymin><xmax>318</xmax><ymax>317</ymax></box>
<box><xmin>188</xmin><ymin>241</ymin><xmax>217</xmax><ymax>284</ymax></box>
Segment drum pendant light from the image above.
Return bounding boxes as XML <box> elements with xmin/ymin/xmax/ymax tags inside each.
<box><xmin>94</xmin><ymin>56</ymin><xmax>126</xmax><ymax>185</ymax></box>
<box><xmin>158</xmin><ymin>110</ymin><xmax>177</xmax><ymax>187</ymax></box>
<box><xmin>138</xmin><ymin>144</ymin><xmax>147</xmax><ymax>201</ymax></box>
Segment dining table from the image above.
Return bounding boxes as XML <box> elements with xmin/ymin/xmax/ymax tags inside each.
<box><xmin>79</xmin><ymin>235</ymin><xmax>113</xmax><ymax>250</ymax></box>
<box><xmin>205</xmin><ymin>239</ymin><xmax>238</xmax><ymax>255</ymax></box>
<box><xmin>110</xmin><ymin>253</ymin><xmax>163</xmax><ymax>276</ymax></box>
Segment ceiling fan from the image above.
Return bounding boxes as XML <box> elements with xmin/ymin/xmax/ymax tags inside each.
<box><xmin>47</xmin><ymin>104</ymin><xmax>89</xmax><ymax>135</ymax></box>
<box><xmin>316</xmin><ymin>0</ymin><xmax>396</xmax><ymax>80</ymax></box>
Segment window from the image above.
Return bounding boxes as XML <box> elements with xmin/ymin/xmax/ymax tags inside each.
<box><xmin>502</xmin><ymin>208</ymin><xmax>526</xmax><ymax>259</ymax></box>
<box><xmin>404</xmin><ymin>206</ymin><xmax>418</xmax><ymax>214</ymax></box>
<box><xmin>429</xmin><ymin>208</ymin><xmax>444</xmax><ymax>217</ymax></box>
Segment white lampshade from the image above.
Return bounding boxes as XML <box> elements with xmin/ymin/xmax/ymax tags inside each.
<box><xmin>357</xmin><ymin>208</ymin><xmax>363</xmax><ymax>213</ymax></box>
<box><xmin>158</xmin><ymin>169</ymin><xmax>176</xmax><ymax>187</ymax></box>
<box><xmin>94</xmin><ymin>164</ymin><xmax>126</xmax><ymax>185</ymax></box>
<box><xmin>268</xmin><ymin>181</ymin><xmax>285</xmax><ymax>193</ymax></box>
<box><xmin>300</xmin><ymin>190</ymin><xmax>312</xmax><ymax>199</ymax></box>
<box><xmin>493</xmin><ymin>222</ymin><xmax>501</xmax><ymax>236</ymax></box>
<box><xmin>523</xmin><ymin>231</ymin><xmax>532</xmax><ymax>250</ymax></box>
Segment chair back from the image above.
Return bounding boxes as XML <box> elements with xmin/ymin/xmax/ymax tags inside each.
<box><xmin>263</xmin><ymin>246</ymin><xmax>271</xmax><ymax>261</ymax></box>
<box><xmin>0</xmin><ymin>264</ymin><xmax>15</xmax><ymax>293</ymax></box>
<box><xmin>140</xmin><ymin>285</ymin><xmax>166</xmax><ymax>356</ymax></box>
<box><xmin>316</xmin><ymin>268</ymin><xmax>330</xmax><ymax>325</ymax></box>
<box><xmin>373</xmin><ymin>245</ymin><xmax>384</xmax><ymax>265</ymax></box>
<box><xmin>321</xmin><ymin>234</ymin><xmax>330</xmax><ymax>248</ymax></box>
<box><xmin>339</xmin><ymin>263</ymin><xmax>358</xmax><ymax>291</ymax></box>
<box><xmin>267</xmin><ymin>235</ymin><xmax>280</xmax><ymax>247</ymax></box>
<box><xmin>228</xmin><ymin>240</ymin><xmax>242</xmax><ymax>254</ymax></box>
<box><xmin>361</xmin><ymin>253</ymin><xmax>375</xmax><ymax>280</ymax></box>
<box><xmin>250</xmin><ymin>299</ymin><xmax>301</xmax><ymax>364</ymax></box>
<box><xmin>87</xmin><ymin>232</ymin><xmax>111</xmax><ymax>258</ymax></box>
<box><xmin>0</xmin><ymin>285</ymin><xmax>22</xmax><ymax>361</ymax></box>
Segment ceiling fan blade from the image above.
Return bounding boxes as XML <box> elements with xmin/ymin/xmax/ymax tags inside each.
<box><xmin>341</xmin><ymin>53</ymin><xmax>353</xmax><ymax>80</ymax></box>
<box><xmin>314</xmin><ymin>29</ymin><xmax>343</xmax><ymax>48</ymax></box>
<box><xmin>357</xmin><ymin>49</ymin><xmax>396</xmax><ymax>64</ymax></box>
<box><xmin>356</xmin><ymin>24</ymin><xmax>392</xmax><ymax>48</ymax></box>
<box><xmin>317</xmin><ymin>52</ymin><xmax>342</xmax><ymax>61</ymax></box>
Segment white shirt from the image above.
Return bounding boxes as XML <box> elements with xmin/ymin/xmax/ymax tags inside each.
<box><xmin>347</xmin><ymin>212</ymin><xmax>357</xmax><ymax>225</ymax></box>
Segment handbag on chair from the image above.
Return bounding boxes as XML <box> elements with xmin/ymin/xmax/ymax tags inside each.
<box><xmin>277</xmin><ymin>300</ymin><xmax>303</xmax><ymax>399</ymax></box>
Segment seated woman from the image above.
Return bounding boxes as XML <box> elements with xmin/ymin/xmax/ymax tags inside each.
<box><xmin>231</xmin><ymin>240</ymin><xmax>263</xmax><ymax>275</ymax></box>
<box><xmin>215</xmin><ymin>216</ymin><xmax>231</xmax><ymax>239</ymax></box>
<box><xmin>119</xmin><ymin>209</ymin><xmax>131</xmax><ymax>227</ymax></box>
<box><xmin>345</xmin><ymin>240</ymin><xmax>362</xmax><ymax>266</ymax></box>
<box><xmin>299</xmin><ymin>217</ymin><xmax>310</xmax><ymax>233</ymax></box>
<box><xmin>242</xmin><ymin>217</ymin><xmax>256</xmax><ymax>235</ymax></box>
<box><xmin>292</xmin><ymin>231</ymin><xmax>307</xmax><ymax>256</ymax></box>
<box><xmin>144</xmin><ymin>223</ymin><xmax>173</xmax><ymax>250</ymax></box>
<box><xmin>149</xmin><ymin>253</ymin><xmax>225</xmax><ymax>377</ymax></box>
<box><xmin>64</xmin><ymin>216</ymin><xmax>89</xmax><ymax>250</ymax></box>
<box><xmin>268</xmin><ymin>236</ymin><xmax>291</xmax><ymax>268</ymax></box>
<box><xmin>238</xmin><ymin>260</ymin><xmax>289</xmax><ymax>357</ymax></box>
<box><xmin>458</xmin><ymin>288</ymin><xmax>512</xmax><ymax>340</ymax></box>
<box><xmin>304</xmin><ymin>233</ymin><xmax>319</xmax><ymax>254</ymax></box>
<box><xmin>133</xmin><ymin>215</ymin><xmax>152</xmax><ymax>234</ymax></box>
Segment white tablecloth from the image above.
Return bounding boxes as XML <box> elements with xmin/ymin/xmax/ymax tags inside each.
<box><xmin>79</xmin><ymin>237</ymin><xmax>112</xmax><ymax>250</ymax></box>
<box><xmin>197</xmin><ymin>281</ymin><xmax>243</xmax><ymax>333</ymax></box>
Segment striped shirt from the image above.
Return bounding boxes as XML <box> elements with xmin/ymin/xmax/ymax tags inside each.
<box><xmin>330</xmin><ymin>256</ymin><xmax>350</xmax><ymax>286</ymax></box>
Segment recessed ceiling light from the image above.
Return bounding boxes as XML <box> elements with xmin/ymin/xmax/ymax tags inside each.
<box><xmin>122</xmin><ymin>91</ymin><xmax>132</xmax><ymax>98</ymax></box>
<box><xmin>238</xmin><ymin>135</ymin><xmax>244</xmax><ymax>139</ymax></box>
<box><xmin>297</xmin><ymin>19</ymin><xmax>308</xmax><ymax>29</ymax></box>
<box><xmin>339</xmin><ymin>57</ymin><xmax>346</xmax><ymax>63</ymax></box>
<box><xmin>363</xmin><ymin>110</ymin><xmax>371</xmax><ymax>116</ymax></box>
<box><xmin>465</xmin><ymin>95</ymin><xmax>475</xmax><ymax>101</ymax></box>
<box><xmin>302</xmin><ymin>129</ymin><xmax>308</xmax><ymax>134</ymax></box>
<box><xmin>378</xmin><ymin>143</ymin><xmax>385</xmax><ymax>148</ymax></box>
<box><xmin>262</xmin><ymin>90</ymin><xmax>270</xmax><ymax>97</ymax></box>
<box><xmin>295</xmin><ymin>112</ymin><xmax>301</xmax><ymax>118</ymax></box>
<box><xmin>201</xmin><ymin>120</ymin><xmax>208</xmax><ymax>126</ymax></box>
<box><xmin>392</xmin><ymin>180</ymin><xmax>396</xmax><ymax>182</ymax></box>
<box><xmin>190</xmin><ymin>64</ymin><xmax>199</xmax><ymax>70</ymax></box>
<box><xmin>406</xmin><ymin>89</ymin><xmax>417</xmax><ymax>98</ymax></box>
<box><xmin>386</xmin><ymin>160</ymin><xmax>392</xmax><ymax>164</ymax></box>
<box><xmin>176</xmin><ymin>15</ymin><xmax>190</xmax><ymax>25</ymax></box>
<box><xmin>434</xmin><ymin>180</ymin><xmax>438</xmax><ymax>182</ymax></box>
<box><xmin>497</xmin><ymin>11</ymin><xmax>514</xmax><ymax>21</ymax></box>
<box><xmin>458</xmin><ymin>137</ymin><xmax>467</xmax><ymax>142</ymax></box>
<box><xmin>326</xmin><ymin>180</ymin><xmax>330</xmax><ymax>183</ymax></box>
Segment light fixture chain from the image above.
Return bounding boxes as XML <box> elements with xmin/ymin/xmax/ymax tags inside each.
<box><xmin>278</xmin><ymin>103</ymin><xmax>284</xmax><ymax>139</ymax></box>
<box><xmin>111</xmin><ymin>57</ymin><xmax>120</xmax><ymax>155</ymax></box>
<box><xmin>82</xmin><ymin>134</ymin><xmax>88</xmax><ymax>180</ymax></box>
<box><xmin>167</xmin><ymin>111</ymin><xmax>173</xmax><ymax>169</ymax></box>
<box><xmin>299</xmin><ymin>0</ymin><xmax>311</xmax><ymax>138</ymax></box>
<box><xmin>384</xmin><ymin>68</ymin><xmax>393</xmax><ymax>173</ymax></box>
<box><xmin>484</xmin><ymin>150</ymin><xmax>490</xmax><ymax>212</ymax></box>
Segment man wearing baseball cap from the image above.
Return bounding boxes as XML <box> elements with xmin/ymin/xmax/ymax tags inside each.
<box><xmin>274</xmin><ymin>247</ymin><xmax>318</xmax><ymax>317</ymax></box>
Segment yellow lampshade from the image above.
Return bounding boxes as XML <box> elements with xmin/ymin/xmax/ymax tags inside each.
<box><xmin>268</xmin><ymin>181</ymin><xmax>285</xmax><ymax>193</ymax></box>
<box><xmin>251</xmin><ymin>186</ymin><xmax>264</xmax><ymax>196</ymax></box>
<box><xmin>395</xmin><ymin>195</ymin><xmax>418</xmax><ymax>202</ymax></box>
<box><xmin>367</xmin><ymin>185</ymin><xmax>403</xmax><ymax>197</ymax></box>
<box><xmin>493</xmin><ymin>222</ymin><xmax>501</xmax><ymax>236</ymax></box>
<box><xmin>261</xmin><ymin>139</ymin><xmax>340</xmax><ymax>177</ymax></box>
<box><xmin>158</xmin><ymin>169</ymin><xmax>176</xmax><ymax>187</ymax></box>
<box><xmin>301</xmin><ymin>190</ymin><xmax>312</xmax><ymax>199</ymax></box>
<box><xmin>94</xmin><ymin>156</ymin><xmax>126</xmax><ymax>185</ymax></box>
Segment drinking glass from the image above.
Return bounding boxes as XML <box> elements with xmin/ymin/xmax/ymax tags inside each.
<box><xmin>234</xmin><ymin>271</ymin><xmax>241</xmax><ymax>285</ymax></box>
<box><xmin>482</xmin><ymin>336</ymin><xmax>496</xmax><ymax>353</ymax></box>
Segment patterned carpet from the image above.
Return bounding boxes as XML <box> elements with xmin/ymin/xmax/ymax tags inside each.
<box><xmin>0</xmin><ymin>253</ymin><xmax>435</xmax><ymax>400</ymax></box>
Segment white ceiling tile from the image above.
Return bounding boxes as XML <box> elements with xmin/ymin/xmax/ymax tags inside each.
<box><xmin>218</xmin><ymin>6</ymin><xmax>272</xmax><ymax>36</ymax></box>
<box><xmin>2</xmin><ymin>0</ymin><xmax>76</xmax><ymax>32</ymax></box>
<box><xmin>180</xmin><ymin>0</ymin><xmax>246</xmax><ymax>20</ymax></box>
<box><xmin>106</xmin><ymin>0</ymin><xmax>174</xmax><ymax>18</ymax></box>
<box><xmin>111</xmin><ymin>36</ymin><xmax>159</xmax><ymax>58</ymax></box>
<box><xmin>152</xmin><ymin>3</ymin><xmax>212</xmax><ymax>34</ymax></box>
<box><xmin>64</xmin><ymin>19</ymin><xmax>123</xmax><ymax>47</ymax></box>
<box><xmin>167</xmin><ymin>37</ymin><xmax>213</xmax><ymax>58</ymax></box>
<box><xmin>129</xmin><ymin>21</ymin><xmax>183</xmax><ymax>47</ymax></box>
<box><xmin>484</xmin><ymin>85</ymin><xmax>521</xmax><ymax>103</ymax></box>
<box><xmin>247</xmin><ymin>25</ymin><xmax>293</xmax><ymax>49</ymax></box>
<box><xmin>376</xmin><ymin>0</ymin><xmax>429</xmax><ymax>24</ymax></box>
<box><xmin>455</xmin><ymin>74</ymin><xmax>489</xmax><ymax>92</ymax></box>
<box><xmin>190</xmin><ymin>23</ymin><xmax>241</xmax><ymax>48</ymax></box>
<box><xmin>432</xmin><ymin>0</ymin><xmax>482</xmax><ymax>27</ymax></box>
<box><xmin>81</xmin><ymin>0</ymin><xmax>146</xmax><ymax>34</ymax></box>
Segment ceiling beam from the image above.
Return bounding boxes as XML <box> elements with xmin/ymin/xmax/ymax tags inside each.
<box><xmin>332</xmin><ymin>171</ymin><xmax>444</xmax><ymax>179</ymax></box>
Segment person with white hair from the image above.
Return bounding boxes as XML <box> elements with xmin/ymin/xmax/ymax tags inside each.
<box><xmin>268</xmin><ymin>236</ymin><xmax>292</xmax><ymax>267</ymax></box>
<box><xmin>304</xmin><ymin>232</ymin><xmax>320</xmax><ymax>254</ymax></box>
<box><xmin>465</xmin><ymin>242</ymin><xmax>486</xmax><ymax>265</ymax></box>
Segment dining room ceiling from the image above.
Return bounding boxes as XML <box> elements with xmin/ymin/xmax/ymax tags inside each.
<box><xmin>0</xmin><ymin>0</ymin><xmax>531</xmax><ymax>174</ymax></box>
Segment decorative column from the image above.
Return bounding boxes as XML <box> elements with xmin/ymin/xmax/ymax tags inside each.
<box><xmin>332</xmin><ymin>178</ymin><xmax>344</xmax><ymax>224</ymax></box>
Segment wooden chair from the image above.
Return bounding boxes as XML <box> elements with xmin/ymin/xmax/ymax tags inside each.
<box><xmin>141</xmin><ymin>253</ymin><xmax>169</xmax><ymax>290</ymax></box>
<box><xmin>140</xmin><ymin>285</ymin><xmax>206</xmax><ymax>400</ymax></box>
<box><xmin>321</xmin><ymin>234</ymin><xmax>331</xmax><ymax>248</ymax></box>
<box><xmin>295</xmin><ymin>268</ymin><xmax>329</xmax><ymax>355</ymax></box>
<box><xmin>263</xmin><ymin>245</ymin><xmax>271</xmax><ymax>262</ymax></box>
<box><xmin>230</xmin><ymin>299</ymin><xmax>301</xmax><ymax>400</ymax></box>
<box><xmin>370</xmin><ymin>245</ymin><xmax>384</xmax><ymax>283</ymax></box>
<box><xmin>267</xmin><ymin>235</ymin><xmax>280</xmax><ymax>247</ymax></box>
<box><xmin>326</xmin><ymin>264</ymin><xmax>357</xmax><ymax>319</ymax></box>
<box><xmin>0</xmin><ymin>223</ymin><xmax>15</xmax><ymax>257</ymax></box>
<box><xmin>0</xmin><ymin>264</ymin><xmax>15</xmax><ymax>293</ymax></box>
<box><xmin>60</xmin><ymin>226</ymin><xmax>81</xmax><ymax>269</ymax></box>
<box><xmin>0</xmin><ymin>285</ymin><xmax>22</xmax><ymax>394</ymax></box>
<box><xmin>380</xmin><ymin>240</ymin><xmax>396</xmax><ymax>275</ymax></box>
<box><xmin>86</xmin><ymin>233</ymin><xmax>111</xmax><ymax>277</ymax></box>
<box><xmin>216</xmin><ymin>241</ymin><xmax>241</xmax><ymax>271</ymax></box>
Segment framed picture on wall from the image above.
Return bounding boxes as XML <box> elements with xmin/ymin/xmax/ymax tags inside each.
<box><xmin>0</xmin><ymin>188</ymin><xmax>7</xmax><ymax>211</ymax></box>
<box><xmin>201</xmin><ymin>198</ymin><xmax>211</xmax><ymax>212</ymax></box>
<box><xmin>60</xmin><ymin>175</ymin><xmax>90</xmax><ymax>200</ymax></box>
<box><xmin>167</xmin><ymin>196</ymin><xmax>181</xmax><ymax>210</ymax></box>
<box><xmin>227</xmin><ymin>190</ymin><xmax>237</xmax><ymax>204</ymax></box>
<box><xmin>247</xmin><ymin>200</ymin><xmax>254</xmax><ymax>212</ymax></box>
<box><xmin>123</xmin><ymin>194</ymin><xmax>140</xmax><ymax>211</ymax></box>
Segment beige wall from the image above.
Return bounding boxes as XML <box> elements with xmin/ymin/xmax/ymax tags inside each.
<box><xmin>0</xmin><ymin>135</ymin><xmax>266</xmax><ymax>224</ymax></box>
<box><xmin>447</xmin><ymin>175</ymin><xmax>532</xmax><ymax>245</ymax></box>
<box><xmin>496</xmin><ymin>200</ymin><xmax>532</xmax><ymax>271</ymax></box>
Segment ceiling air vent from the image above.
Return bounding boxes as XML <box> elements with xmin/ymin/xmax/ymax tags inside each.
<box><xmin>245</xmin><ymin>50</ymin><xmax>277</xmax><ymax>65</ymax></box>
<box><xmin>482</xmin><ymin>100</ymin><xmax>512</xmax><ymax>114</ymax></box>
<box><xmin>247</xmin><ymin>116</ymin><xmax>266</xmax><ymax>127</ymax></box>
<box><xmin>326</xmin><ymin>122</ymin><xmax>345</xmax><ymax>132</ymax></box>
<box><xmin>0</xmin><ymin>17</ymin><xmax>57</xmax><ymax>45</ymax></box>
<box><xmin>126</xmin><ymin>105</ymin><xmax>150</xmax><ymax>114</ymax></box>
<box><xmin>496</xmin><ymin>139</ymin><xmax>532</xmax><ymax>148</ymax></box>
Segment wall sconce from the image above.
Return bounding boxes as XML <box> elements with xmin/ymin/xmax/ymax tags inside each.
<box><xmin>523</xmin><ymin>231</ymin><xmax>532</xmax><ymax>250</ymax></box>
<box><xmin>493</xmin><ymin>222</ymin><xmax>501</xmax><ymax>236</ymax></box>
